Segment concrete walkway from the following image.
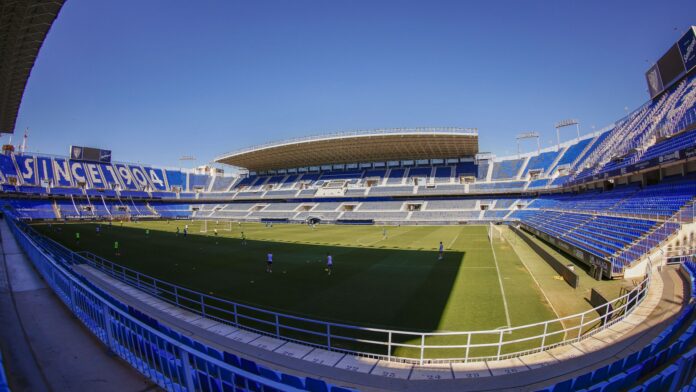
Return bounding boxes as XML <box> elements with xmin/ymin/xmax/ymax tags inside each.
<box><xmin>0</xmin><ymin>219</ymin><xmax>156</xmax><ymax>392</ymax></box>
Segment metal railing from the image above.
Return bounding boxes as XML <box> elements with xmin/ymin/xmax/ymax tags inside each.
<box><xmin>5</xmin><ymin>214</ymin><xmax>304</xmax><ymax>392</ymax></box>
<box><xmin>60</xmin><ymin>229</ymin><xmax>653</xmax><ymax>365</ymax></box>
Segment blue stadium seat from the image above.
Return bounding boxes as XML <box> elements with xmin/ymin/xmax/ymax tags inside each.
<box><xmin>240</xmin><ymin>358</ymin><xmax>260</xmax><ymax>375</ymax></box>
<box><xmin>640</xmin><ymin>374</ymin><xmax>664</xmax><ymax>392</ymax></box>
<box><xmin>258</xmin><ymin>366</ymin><xmax>281</xmax><ymax>382</ymax></box>
<box><xmin>607</xmin><ymin>358</ymin><xmax>624</xmax><ymax>378</ymax></box>
<box><xmin>196</xmin><ymin>371</ymin><xmax>223</xmax><ymax>392</ymax></box>
<box><xmin>572</xmin><ymin>372</ymin><xmax>593</xmax><ymax>390</ymax></box>
<box><xmin>637</xmin><ymin>345</ymin><xmax>654</xmax><ymax>363</ymax></box>
<box><xmin>590</xmin><ymin>364</ymin><xmax>609</xmax><ymax>385</ymax></box>
<box><xmin>223</xmin><ymin>351</ymin><xmax>241</xmax><ymax>368</ymax></box>
<box><xmin>551</xmin><ymin>378</ymin><xmax>572</xmax><ymax>392</ymax></box>
<box><xmin>623</xmin><ymin>351</ymin><xmax>640</xmax><ymax>370</ymax></box>
<box><xmin>658</xmin><ymin>364</ymin><xmax>678</xmax><ymax>391</ymax></box>
<box><xmin>305</xmin><ymin>377</ymin><xmax>329</xmax><ymax>392</ymax></box>
<box><xmin>280</xmin><ymin>373</ymin><xmax>305</xmax><ymax>389</ymax></box>
<box><xmin>621</xmin><ymin>365</ymin><xmax>643</xmax><ymax>389</ymax></box>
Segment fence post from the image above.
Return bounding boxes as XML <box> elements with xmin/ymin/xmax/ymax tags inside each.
<box><xmin>326</xmin><ymin>324</ymin><xmax>331</xmax><ymax>351</ymax></box>
<box><xmin>387</xmin><ymin>331</ymin><xmax>392</xmax><ymax>361</ymax></box>
<box><xmin>233</xmin><ymin>303</ymin><xmax>238</xmax><ymax>326</ymax></box>
<box><xmin>174</xmin><ymin>286</ymin><xmax>180</xmax><ymax>306</ymax></box>
<box><xmin>275</xmin><ymin>314</ymin><xmax>280</xmax><ymax>337</ymax></box>
<box><xmin>200</xmin><ymin>294</ymin><xmax>206</xmax><ymax>317</ymax></box>
<box><xmin>68</xmin><ymin>279</ymin><xmax>76</xmax><ymax>311</ymax></box>
<box><xmin>497</xmin><ymin>330</ymin><xmax>504</xmax><ymax>360</ymax></box>
<box><xmin>540</xmin><ymin>321</ymin><xmax>548</xmax><ymax>350</ymax></box>
<box><xmin>420</xmin><ymin>334</ymin><xmax>425</xmax><ymax>365</ymax></box>
<box><xmin>180</xmin><ymin>349</ymin><xmax>197</xmax><ymax>391</ymax></box>
<box><xmin>465</xmin><ymin>333</ymin><xmax>471</xmax><ymax>361</ymax></box>
<box><xmin>102</xmin><ymin>302</ymin><xmax>115</xmax><ymax>353</ymax></box>
<box><xmin>578</xmin><ymin>313</ymin><xmax>585</xmax><ymax>339</ymax></box>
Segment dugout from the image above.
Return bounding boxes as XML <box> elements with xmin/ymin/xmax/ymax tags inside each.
<box><xmin>305</xmin><ymin>216</ymin><xmax>322</xmax><ymax>225</ymax></box>
<box><xmin>336</xmin><ymin>219</ymin><xmax>374</xmax><ymax>225</ymax></box>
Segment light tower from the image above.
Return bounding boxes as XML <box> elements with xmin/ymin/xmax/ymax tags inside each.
<box><xmin>516</xmin><ymin>131</ymin><xmax>540</xmax><ymax>158</ymax></box>
<box><xmin>179</xmin><ymin>155</ymin><xmax>196</xmax><ymax>171</ymax></box>
<box><xmin>554</xmin><ymin>119</ymin><xmax>580</xmax><ymax>150</ymax></box>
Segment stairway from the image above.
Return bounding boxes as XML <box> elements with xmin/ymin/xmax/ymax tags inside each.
<box><xmin>52</xmin><ymin>200</ymin><xmax>61</xmax><ymax>219</ymax></box>
<box><xmin>100</xmin><ymin>195</ymin><xmax>112</xmax><ymax>218</ymax></box>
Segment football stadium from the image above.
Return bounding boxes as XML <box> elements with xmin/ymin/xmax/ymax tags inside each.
<box><xmin>1</xmin><ymin>2</ymin><xmax>696</xmax><ymax>392</ymax></box>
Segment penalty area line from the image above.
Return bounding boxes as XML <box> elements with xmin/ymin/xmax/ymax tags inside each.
<box><xmin>490</xmin><ymin>227</ymin><xmax>512</xmax><ymax>330</ymax></box>
<box><xmin>447</xmin><ymin>229</ymin><xmax>462</xmax><ymax>249</ymax></box>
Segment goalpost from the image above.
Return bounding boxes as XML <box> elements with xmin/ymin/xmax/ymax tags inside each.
<box><xmin>488</xmin><ymin>222</ymin><xmax>517</xmax><ymax>247</ymax></box>
<box><xmin>488</xmin><ymin>222</ymin><xmax>503</xmax><ymax>244</ymax></box>
<box><xmin>200</xmin><ymin>220</ymin><xmax>233</xmax><ymax>233</ymax></box>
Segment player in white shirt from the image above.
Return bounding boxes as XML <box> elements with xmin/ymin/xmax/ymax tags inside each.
<box><xmin>326</xmin><ymin>253</ymin><xmax>333</xmax><ymax>275</ymax></box>
<box><xmin>266</xmin><ymin>252</ymin><xmax>273</xmax><ymax>273</ymax></box>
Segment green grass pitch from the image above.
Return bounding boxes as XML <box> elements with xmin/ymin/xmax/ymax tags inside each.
<box><xmin>33</xmin><ymin>220</ymin><xmax>577</xmax><ymax>359</ymax></box>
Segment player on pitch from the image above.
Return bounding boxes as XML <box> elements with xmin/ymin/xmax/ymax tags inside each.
<box><xmin>326</xmin><ymin>253</ymin><xmax>333</xmax><ymax>275</ymax></box>
<box><xmin>266</xmin><ymin>252</ymin><xmax>273</xmax><ymax>273</ymax></box>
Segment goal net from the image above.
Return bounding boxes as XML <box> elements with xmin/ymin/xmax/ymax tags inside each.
<box><xmin>488</xmin><ymin>222</ymin><xmax>503</xmax><ymax>244</ymax></box>
<box><xmin>200</xmin><ymin>220</ymin><xmax>233</xmax><ymax>233</ymax></box>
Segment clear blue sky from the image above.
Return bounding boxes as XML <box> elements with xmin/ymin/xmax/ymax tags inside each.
<box><xmin>9</xmin><ymin>0</ymin><xmax>696</xmax><ymax>168</ymax></box>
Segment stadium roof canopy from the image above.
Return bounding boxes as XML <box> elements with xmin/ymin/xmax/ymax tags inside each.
<box><xmin>215</xmin><ymin>128</ymin><xmax>479</xmax><ymax>172</ymax></box>
<box><xmin>0</xmin><ymin>0</ymin><xmax>64</xmax><ymax>133</ymax></box>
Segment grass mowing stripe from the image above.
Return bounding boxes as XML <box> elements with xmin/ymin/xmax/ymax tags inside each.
<box><xmin>489</xmin><ymin>231</ymin><xmax>512</xmax><ymax>328</ymax></box>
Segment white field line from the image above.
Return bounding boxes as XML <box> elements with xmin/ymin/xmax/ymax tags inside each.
<box><xmin>459</xmin><ymin>266</ymin><xmax>496</xmax><ymax>269</ymax></box>
<box><xmin>500</xmin><ymin>226</ymin><xmax>567</xmax><ymax>340</ymax></box>
<box><xmin>357</xmin><ymin>236</ymin><xmax>385</xmax><ymax>246</ymax></box>
<box><xmin>489</xmin><ymin>227</ymin><xmax>512</xmax><ymax>329</ymax></box>
<box><xmin>447</xmin><ymin>229</ymin><xmax>462</xmax><ymax>249</ymax></box>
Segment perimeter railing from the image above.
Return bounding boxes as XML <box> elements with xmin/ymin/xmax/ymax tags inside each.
<box><xmin>17</xmin><ymin>223</ymin><xmax>653</xmax><ymax>365</ymax></box>
<box><xmin>4</xmin><ymin>213</ymin><xmax>305</xmax><ymax>392</ymax></box>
